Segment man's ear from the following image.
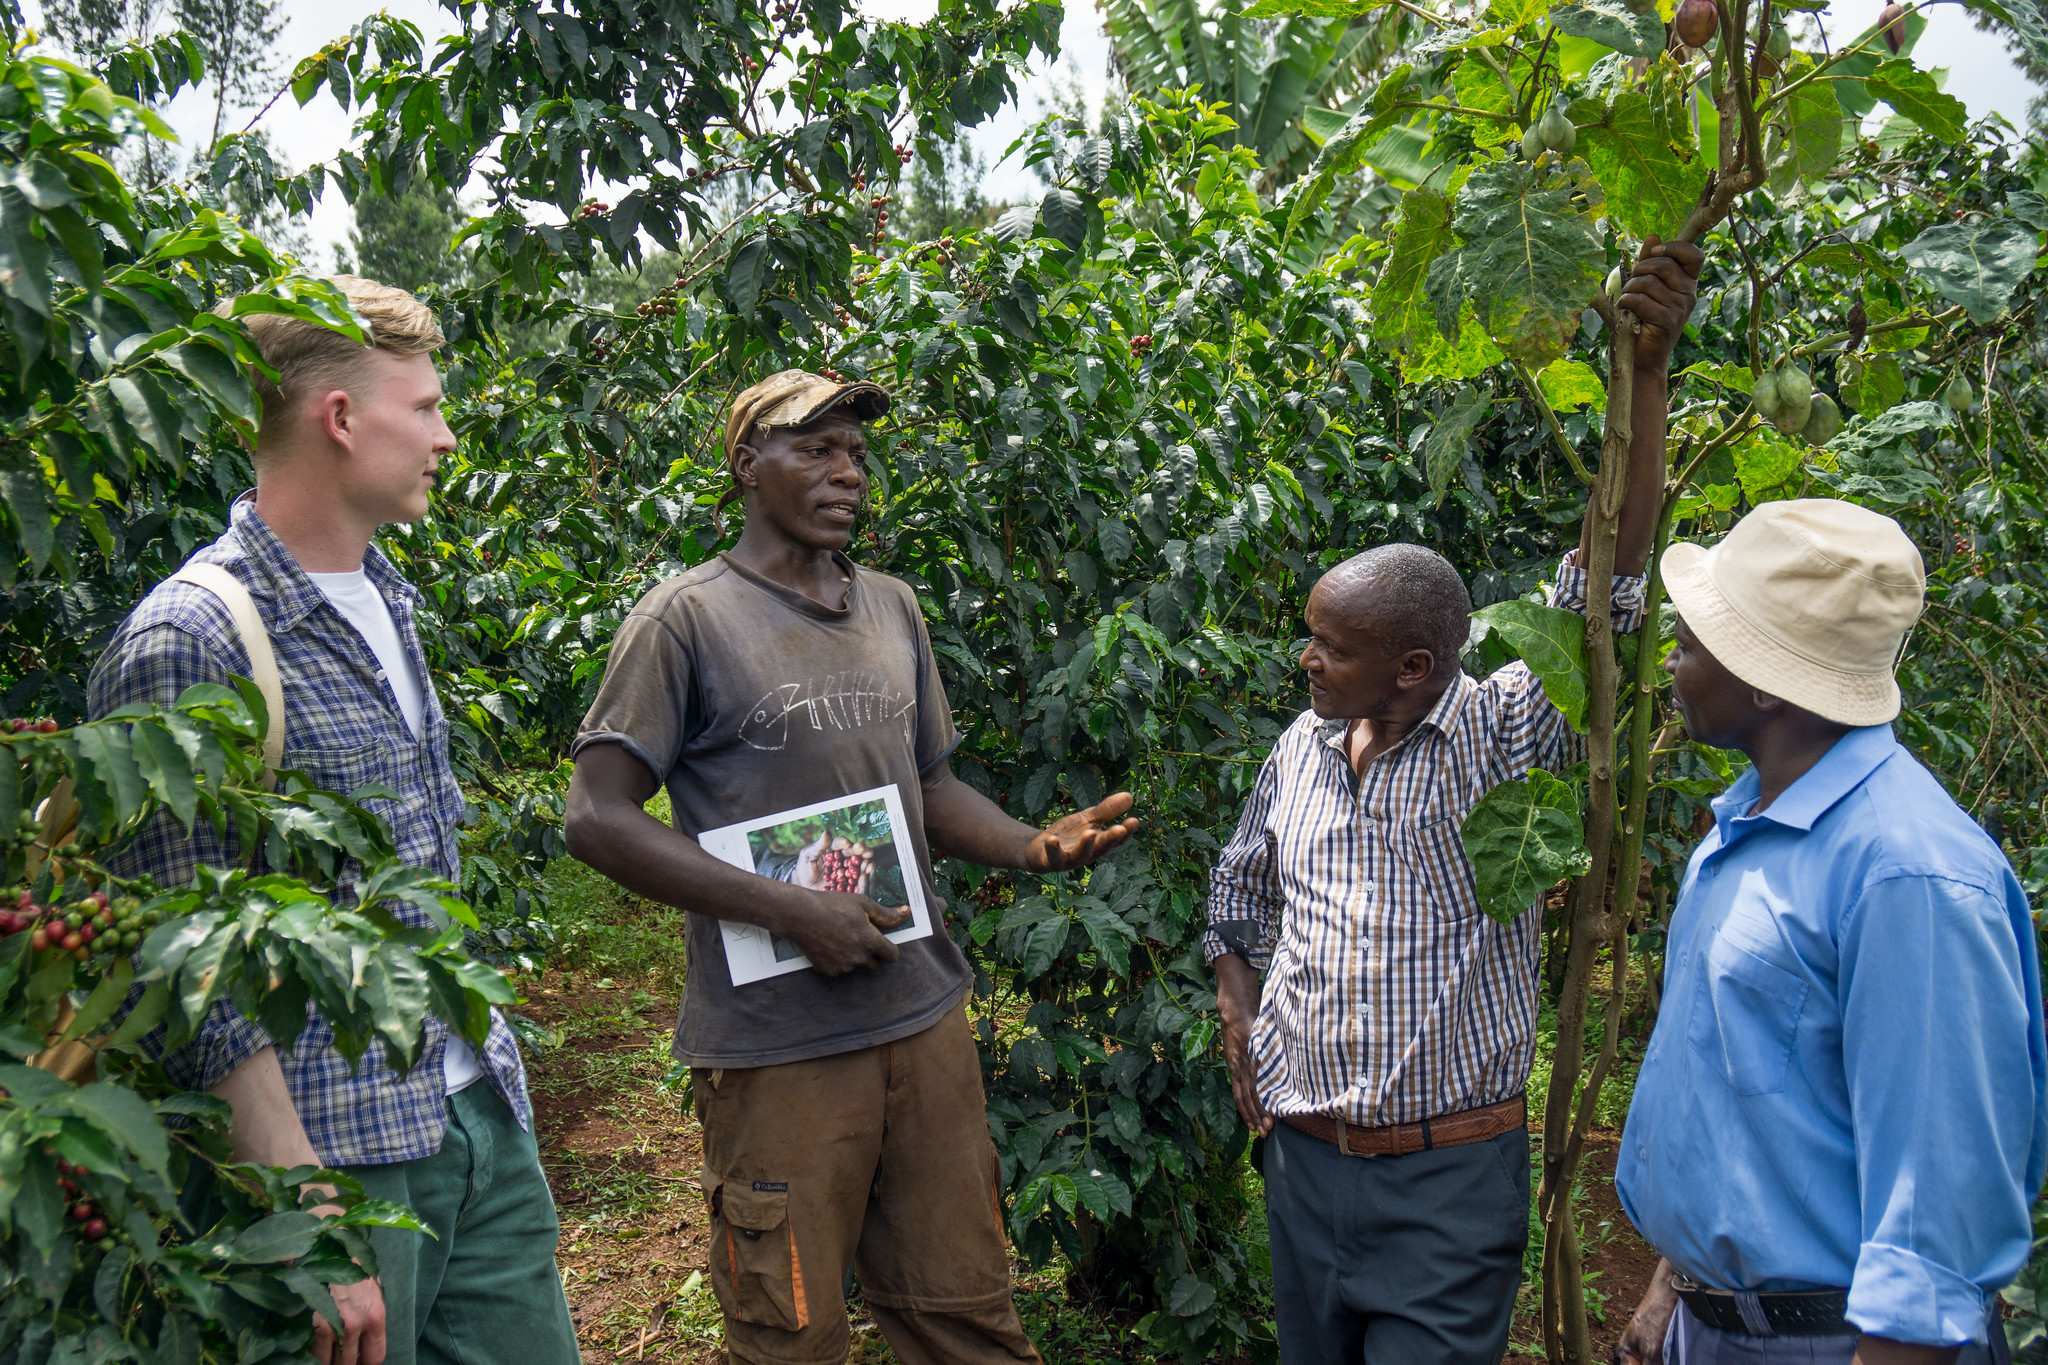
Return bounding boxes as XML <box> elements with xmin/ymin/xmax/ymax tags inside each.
<box><xmin>1394</xmin><ymin>649</ymin><xmax>1437</xmax><ymax>688</ymax></box>
<box><xmin>730</xmin><ymin>442</ymin><xmax>760</xmax><ymax>490</ymax></box>
<box><xmin>315</xmin><ymin>388</ymin><xmax>356</xmax><ymax>450</ymax></box>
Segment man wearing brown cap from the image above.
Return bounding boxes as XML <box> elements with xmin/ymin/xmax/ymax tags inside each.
<box><xmin>1613</xmin><ymin>499</ymin><xmax>2047</xmax><ymax>1364</ymax></box>
<box><xmin>564</xmin><ymin>370</ymin><xmax>1140</xmax><ymax>1365</ymax></box>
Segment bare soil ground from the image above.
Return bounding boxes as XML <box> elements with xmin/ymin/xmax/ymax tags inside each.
<box><xmin>1505</xmin><ymin>1134</ymin><xmax>1662</xmax><ymax>1364</ymax></box>
<box><xmin>519</xmin><ymin>966</ymin><xmax>1659</xmax><ymax>1364</ymax></box>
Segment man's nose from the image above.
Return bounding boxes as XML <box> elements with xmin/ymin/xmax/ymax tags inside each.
<box><xmin>828</xmin><ymin>451</ymin><xmax>865</xmax><ymax>486</ymax></box>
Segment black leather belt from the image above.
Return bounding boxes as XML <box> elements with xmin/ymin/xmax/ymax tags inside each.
<box><xmin>1673</xmin><ymin>1273</ymin><xmax>1850</xmax><ymax>1337</ymax></box>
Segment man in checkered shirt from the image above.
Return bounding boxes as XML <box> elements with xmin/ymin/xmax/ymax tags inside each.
<box><xmin>1207</xmin><ymin>239</ymin><xmax>1704</xmax><ymax>1364</ymax></box>
<box><xmin>89</xmin><ymin>278</ymin><xmax>579</xmax><ymax>1365</ymax></box>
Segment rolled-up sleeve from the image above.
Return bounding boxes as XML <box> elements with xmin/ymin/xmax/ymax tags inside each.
<box><xmin>1839</xmin><ymin>871</ymin><xmax>2046</xmax><ymax>1345</ymax></box>
<box><xmin>570</xmin><ymin>611</ymin><xmax>691</xmax><ymax>785</ymax></box>
<box><xmin>1485</xmin><ymin>551</ymin><xmax>1650</xmax><ymax>777</ymax></box>
<box><xmin>1548</xmin><ymin>548</ymin><xmax>1647</xmax><ymax>635</ymax></box>
<box><xmin>1203</xmin><ymin>745</ymin><xmax>1287</xmax><ymax>970</ymax></box>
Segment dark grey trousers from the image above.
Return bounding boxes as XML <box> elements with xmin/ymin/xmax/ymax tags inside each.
<box><xmin>1265</xmin><ymin>1118</ymin><xmax>1530</xmax><ymax>1365</ymax></box>
<box><xmin>1664</xmin><ymin>1304</ymin><xmax>2004</xmax><ymax>1363</ymax></box>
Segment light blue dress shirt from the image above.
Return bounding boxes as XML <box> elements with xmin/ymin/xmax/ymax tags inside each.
<box><xmin>1616</xmin><ymin>724</ymin><xmax>2047</xmax><ymax>1347</ymax></box>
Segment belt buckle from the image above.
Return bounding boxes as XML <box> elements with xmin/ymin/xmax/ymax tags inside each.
<box><xmin>1335</xmin><ymin>1119</ymin><xmax>1377</xmax><ymax>1158</ymax></box>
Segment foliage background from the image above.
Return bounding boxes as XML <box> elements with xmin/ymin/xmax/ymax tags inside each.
<box><xmin>3</xmin><ymin>0</ymin><xmax>2047</xmax><ymax>1358</ymax></box>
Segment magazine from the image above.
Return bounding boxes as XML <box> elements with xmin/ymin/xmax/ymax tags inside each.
<box><xmin>696</xmin><ymin>783</ymin><xmax>933</xmax><ymax>985</ymax></box>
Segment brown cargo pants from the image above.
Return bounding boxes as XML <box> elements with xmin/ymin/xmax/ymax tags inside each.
<box><xmin>693</xmin><ymin>1010</ymin><xmax>1042</xmax><ymax>1365</ymax></box>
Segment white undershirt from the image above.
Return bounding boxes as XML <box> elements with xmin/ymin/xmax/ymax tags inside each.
<box><xmin>305</xmin><ymin>566</ymin><xmax>483</xmax><ymax>1096</ymax></box>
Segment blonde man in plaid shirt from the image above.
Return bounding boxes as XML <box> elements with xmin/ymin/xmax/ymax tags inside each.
<box><xmin>90</xmin><ymin>279</ymin><xmax>579</xmax><ymax>1365</ymax></box>
<box><xmin>1208</xmin><ymin>239</ymin><xmax>1703</xmax><ymax>1365</ymax></box>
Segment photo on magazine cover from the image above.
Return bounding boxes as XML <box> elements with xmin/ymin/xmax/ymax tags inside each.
<box><xmin>697</xmin><ymin>783</ymin><xmax>933</xmax><ymax>984</ymax></box>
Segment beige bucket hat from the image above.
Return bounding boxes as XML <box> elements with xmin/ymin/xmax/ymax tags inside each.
<box><xmin>1661</xmin><ymin>499</ymin><xmax>1926</xmax><ymax>727</ymax></box>
<box><xmin>723</xmin><ymin>369</ymin><xmax>891</xmax><ymax>464</ymax></box>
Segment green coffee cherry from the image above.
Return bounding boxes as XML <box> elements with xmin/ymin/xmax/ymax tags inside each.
<box><xmin>1800</xmin><ymin>392</ymin><xmax>1841</xmax><ymax>447</ymax></box>
<box><xmin>1945</xmin><ymin>375</ymin><xmax>1975</xmax><ymax>411</ymax></box>
<box><xmin>1522</xmin><ymin>123</ymin><xmax>1546</xmax><ymax>163</ymax></box>
<box><xmin>1605</xmin><ymin>264</ymin><xmax>1625</xmax><ymax>298</ymax></box>
<box><xmin>1766</xmin><ymin>25</ymin><xmax>1792</xmax><ymax>60</ymax></box>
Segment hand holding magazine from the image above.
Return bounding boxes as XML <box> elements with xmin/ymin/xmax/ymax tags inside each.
<box><xmin>696</xmin><ymin>783</ymin><xmax>934</xmax><ymax>984</ymax></box>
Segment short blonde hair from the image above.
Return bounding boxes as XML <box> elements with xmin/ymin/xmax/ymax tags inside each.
<box><xmin>229</xmin><ymin>275</ymin><xmax>444</xmax><ymax>444</ymax></box>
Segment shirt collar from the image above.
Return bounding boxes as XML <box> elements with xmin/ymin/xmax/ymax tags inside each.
<box><xmin>227</xmin><ymin>492</ymin><xmax>417</xmax><ymax>629</ymax></box>
<box><xmin>1710</xmin><ymin>724</ymin><xmax>1899</xmax><ymax>842</ymax></box>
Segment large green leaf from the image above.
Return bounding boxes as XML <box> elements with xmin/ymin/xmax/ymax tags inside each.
<box><xmin>1548</xmin><ymin>0</ymin><xmax>1664</xmax><ymax>55</ymax></box>
<box><xmin>1538</xmin><ymin>357</ymin><xmax>1605</xmax><ymax>412</ymax></box>
<box><xmin>1041</xmin><ymin>188</ymin><xmax>1086</xmax><ymax>251</ymax></box>
<box><xmin>1422</xmin><ymin>387</ymin><xmax>1492</xmax><ymax>504</ymax></box>
<box><xmin>1462</xmin><ymin>767</ymin><xmax>1592</xmax><ymax>922</ymax></box>
<box><xmin>0</xmin><ymin>467</ymin><xmax>54</xmax><ymax>572</ymax></box>
<box><xmin>724</xmin><ymin>234</ymin><xmax>769</xmax><ymax>321</ymax></box>
<box><xmin>130</xmin><ymin>719</ymin><xmax>198</xmax><ymax>830</ymax></box>
<box><xmin>1841</xmin><ymin>353</ymin><xmax>1906</xmax><ymax>418</ymax></box>
<box><xmin>1470</xmin><ymin>599</ymin><xmax>1592</xmax><ymax>731</ymax></box>
<box><xmin>1286</xmin><ymin>89</ymin><xmax>1403</xmax><ymax>240</ymax></box>
<box><xmin>1426</xmin><ymin>159</ymin><xmax>1606</xmax><ymax>368</ymax></box>
<box><xmin>1897</xmin><ymin>215</ymin><xmax>2040</xmax><ymax>323</ymax></box>
<box><xmin>1371</xmin><ymin>187</ymin><xmax>1456</xmax><ymax>357</ymax></box>
<box><xmin>1767</xmin><ymin>69</ymin><xmax>1845</xmax><ymax>199</ymax></box>
<box><xmin>50</xmin><ymin>1081</ymin><xmax>170</xmax><ymax>1175</ymax></box>
<box><xmin>1360</xmin><ymin>123</ymin><xmax>1447</xmax><ymax>187</ymax></box>
<box><xmin>231</xmin><ymin>1211</ymin><xmax>324</xmax><ymax>1265</ymax></box>
<box><xmin>1581</xmin><ymin>90</ymin><xmax>1707</xmax><ymax>241</ymax></box>
<box><xmin>1864</xmin><ymin>60</ymin><xmax>1967</xmax><ymax>142</ymax></box>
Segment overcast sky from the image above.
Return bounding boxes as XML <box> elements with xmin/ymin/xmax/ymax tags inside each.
<box><xmin>35</xmin><ymin>0</ymin><xmax>2039</xmax><ymax>269</ymax></box>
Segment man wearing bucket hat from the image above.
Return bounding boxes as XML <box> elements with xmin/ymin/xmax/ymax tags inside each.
<box><xmin>563</xmin><ymin>370</ymin><xmax>1140</xmax><ymax>1365</ymax></box>
<box><xmin>1613</xmin><ymin>499</ymin><xmax>2048</xmax><ymax>1365</ymax></box>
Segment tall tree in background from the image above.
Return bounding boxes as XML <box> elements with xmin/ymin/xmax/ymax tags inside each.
<box><xmin>38</xmin><ymin>0</ymin><xmax>175</xmax><ymax>182</ymax></box>
<box><xmin>340</xmin><ymin>180</ymin><xmax>470</xmax><ymax>292</ymax></box>
<box><xmin>898</xmin><ymin>137</ymin><xmax>997</xmax><ymax>243</ymax></box>
<box><xmin>173</xmin><ymin>0</ymin><xmax>282</xmax><ymax>148</ymax></box>
<box><xmin>37</xmin><ymin>0</ymin><xmax>162</xmax><ymax>53</ymax></box>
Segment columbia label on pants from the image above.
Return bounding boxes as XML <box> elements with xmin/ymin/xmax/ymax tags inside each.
<box><xmin>693</xmin><ymin>1009</ymin><xmax>1041</xmax><ymax>1365</ymax></box>
<box><xmin>1264</xmin><ymin>1115</ymin><xmax>1531</xmax><ymax>1365</ymax></box>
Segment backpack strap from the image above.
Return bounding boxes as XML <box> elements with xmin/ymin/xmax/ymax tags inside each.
<box><xmin>171</xmin><ymin>561</ymin><xmax>285</xmax><ymax>775</ymax></box>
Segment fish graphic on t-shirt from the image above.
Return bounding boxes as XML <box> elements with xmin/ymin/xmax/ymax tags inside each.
<box><xmin>738</xmin><ymin>671</ymin><xmax>917</xmax><ymax>751</ymax></box>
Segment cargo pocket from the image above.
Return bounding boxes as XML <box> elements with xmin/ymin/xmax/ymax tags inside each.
<box><xmin>708</xmin><ymin>1179</ymin><xmax>809</xmax><ymax>1331</ymax></box>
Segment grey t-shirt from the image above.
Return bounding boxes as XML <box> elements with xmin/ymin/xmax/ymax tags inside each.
<box><xmin>571</xmin><ymin>552</ymin><xmax>972</xmax><ymax>1068</ymax></box>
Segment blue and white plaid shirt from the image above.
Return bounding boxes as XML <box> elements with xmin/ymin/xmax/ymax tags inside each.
<box><xmin>87</xmin><ymin>494</ymin><xmax>529</xmax><ymax>1166</ymax></box>
<box><xmin>1205</xmin><ymin>554</ymin><xmax>1645</xmax><ymax>1127</ymax></box>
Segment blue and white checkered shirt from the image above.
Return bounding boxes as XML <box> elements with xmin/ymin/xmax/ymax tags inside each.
<box><xmin>1205</xmin><ymin>554</ymin><xmax>1645</xmax><ymax>1127</ymax></box>
<box><xmin>87</xmin><ymin>494</ymin><xmax>530</xmax><ymax>1166</ymax></box>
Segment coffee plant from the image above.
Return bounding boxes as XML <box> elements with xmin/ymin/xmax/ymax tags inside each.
<box><xmin>0</xmin><ymin>682</ymin><xmax>515</xmax><ymax>1359</ymax></box>
<box><xmin>4</xmin><ymin>0</ymin><xmax>2048</xmax><ymax>1359</ymax></box>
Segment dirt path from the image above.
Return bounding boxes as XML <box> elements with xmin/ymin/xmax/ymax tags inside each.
<box><xmin>519</xmin><ymin>969</ymin><xmax>1660</xmax><ymax>1364</ymax></box>
<box><xmin>521</xmin><ymin>970</ymin><xmax>723</xmax><ymax>1364</ymax></box>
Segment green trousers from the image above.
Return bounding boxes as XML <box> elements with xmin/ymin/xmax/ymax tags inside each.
<box><xmin>342</xmin><ymin>1083</ymin><xmax>582</xmax><ymax>1365</ymax></box>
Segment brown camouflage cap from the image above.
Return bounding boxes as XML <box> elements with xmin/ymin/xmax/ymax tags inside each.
<box><xmin>723</xmin><ymin>369</ymin><xmax>891</xmax><ymax>465</ymax></box>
